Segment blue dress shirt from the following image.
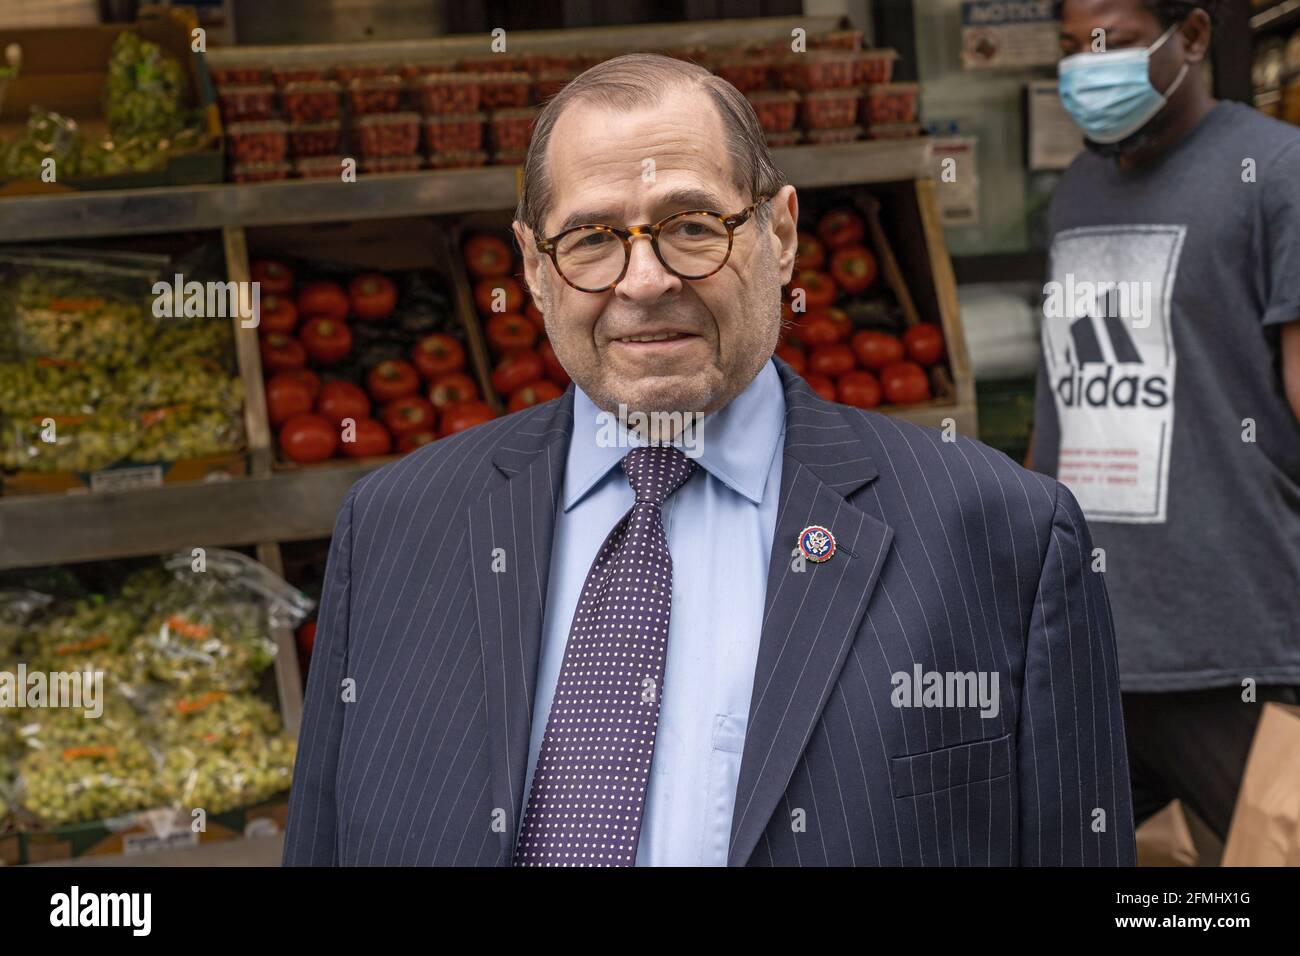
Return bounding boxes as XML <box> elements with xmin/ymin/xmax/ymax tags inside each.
<box><xmin>518</xmin><ymin>359</ymin><xmax>787</xmax><ymax>866</ymax></box>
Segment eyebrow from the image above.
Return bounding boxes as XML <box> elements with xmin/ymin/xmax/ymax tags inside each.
<box><xmin>552</xmin><ymin>187</ymin><xmax>733</xmax><ymax>235</ymax></box>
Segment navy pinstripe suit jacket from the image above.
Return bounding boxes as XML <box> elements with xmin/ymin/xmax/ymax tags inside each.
<box><xmin>283</xmin><ymin>358</ymin><xmax>1136</xmax><ymax>866</ymax></box>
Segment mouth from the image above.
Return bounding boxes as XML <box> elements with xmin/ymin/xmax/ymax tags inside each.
<box><xmin>609</xmin><ymin>330</ymin><xmax>705</xmax><ymax>357</ymax></box>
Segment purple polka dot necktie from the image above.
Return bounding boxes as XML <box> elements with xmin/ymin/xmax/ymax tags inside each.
<box><xmin>513</xmin><ymin>444</ymin><xmax>697</xmax><ymax>867</ymax></box>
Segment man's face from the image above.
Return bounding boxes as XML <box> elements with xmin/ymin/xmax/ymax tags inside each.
<box><xmin>1058</xmin><ymin>0</ymin><xmax>1192</xmax><ymax>157</ymax></box>
<box><xmin>514</xmin><ymin>85</ymin><xmax>798</xmax><ymax>418</ymax></box>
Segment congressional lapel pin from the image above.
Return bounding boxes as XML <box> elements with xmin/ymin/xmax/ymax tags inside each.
<box><xmin>798</xmin><ymin>525</ymin><xmax>837</xmax><ymax>564</ymax></box>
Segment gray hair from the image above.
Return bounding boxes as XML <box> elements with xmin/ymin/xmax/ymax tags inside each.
<box><xmin>516</xmin><ymin>52</ymin><xmax>787</xmax><ymax>238</ymax></box>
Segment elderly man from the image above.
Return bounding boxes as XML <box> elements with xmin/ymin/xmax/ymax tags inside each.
<box><xmin>284</xmin><ymin>53</ymin><xmax>1134</xmax><ymax>867</ymax></box>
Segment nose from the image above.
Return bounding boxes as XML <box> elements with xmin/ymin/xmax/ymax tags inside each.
<box><xmin>615</xmin><ymin>233</ymin><xmax>681</xmax><ymax>304</ymax></box>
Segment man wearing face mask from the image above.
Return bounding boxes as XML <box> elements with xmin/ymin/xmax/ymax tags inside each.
<box><xmin>1031</xmin><ymin>0</ymin><xmax>1300</xmax><ymax>842</ymax></box>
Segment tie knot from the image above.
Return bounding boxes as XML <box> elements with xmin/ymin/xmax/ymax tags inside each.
<box><xmin>620</xmin><ymin>444</ymin><xmax>697</xmax><ymax>505</ymax></box>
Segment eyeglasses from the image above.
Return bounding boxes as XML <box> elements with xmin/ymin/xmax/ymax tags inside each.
<box><xmin>535</xmin><ymin>197</ymin><xmax>770</xmax><ymax>293</ymax></box>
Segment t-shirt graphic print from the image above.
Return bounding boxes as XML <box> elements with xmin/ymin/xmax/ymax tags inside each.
<box><xmin>1041</xmin><ymin>224</ymin><xmax>1186</xmax><ymax>523</ymax></box>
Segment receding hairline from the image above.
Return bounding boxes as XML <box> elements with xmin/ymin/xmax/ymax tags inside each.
<box><xmin>516</xmin><ymin>52</ymin><xmax>786</xmax><ymax>238</ymax></box>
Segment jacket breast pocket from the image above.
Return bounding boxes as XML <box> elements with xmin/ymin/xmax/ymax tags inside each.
<box><xmin>889</xmin><ymin>733</ymin><xmax>1013</xmax><ymax>798</ymax></box>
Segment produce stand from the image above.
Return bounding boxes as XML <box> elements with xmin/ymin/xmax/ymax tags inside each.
<box><xmin>0</xmin><ymin>15</ymin><xmax>974</xmax><ymax>865</ymax></box>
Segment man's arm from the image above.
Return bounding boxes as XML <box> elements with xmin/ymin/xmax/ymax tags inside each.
<box><xmin>1281</xmin><ymin>321</ymin><xmax>1300</xmax><ymax>423</ymax></box>
<box><xmin>282</xmin><ymin>487</ymin><xmax>357</xmax><ymax>866</ymax></box>
<box><xmin>1017</xmin><ymin>480</ymin><xmax>1136</xmax><ymax>866</ymax></box>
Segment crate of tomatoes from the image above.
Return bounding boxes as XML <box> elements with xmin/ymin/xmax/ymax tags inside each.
<box><xmin>777</xmin><ymin>199</ymin><xmax>952</xmax><ymax>415</ymax></box>
<box><xmin>459</xmin><ymin>231</ymin><xmax>571</xmax><ymax>415</ymax></box>
<box><xmin>251</xmin><ymin>256</ymin><xmax>497</xmax><ymax>467</ymax></box>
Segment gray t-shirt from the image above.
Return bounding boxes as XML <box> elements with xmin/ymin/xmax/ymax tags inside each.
<box><xmin>1031</xmin><ymin>101</ymin><xmax>1300</xmax><ymax>692</ymax></box>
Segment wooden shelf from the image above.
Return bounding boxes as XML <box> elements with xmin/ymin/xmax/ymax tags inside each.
<box><xmin>0</xmin><ymin>139</ymin><xmax>934</xmax><ymax>243</ymax></box>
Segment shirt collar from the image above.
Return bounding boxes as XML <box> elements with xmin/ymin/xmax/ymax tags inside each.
<box><xmin>564</xmin><ymin>358</ymin><xmax>786</xmax><ymax>511</ymax></box>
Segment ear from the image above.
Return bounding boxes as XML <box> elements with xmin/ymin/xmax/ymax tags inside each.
<box><xmin>512</xmin><ymin>220</ymin><xmax>542</xmax><ymax>296</ymax></box>
<box><xmin>770</xmin><ymin>184</ymin><xmax>800</xmax><ymax>286</ymax></box>
<box><xmin>1181</xmin><ymin>8</ymin><xmax>1212</xmax><ymax>63</ymax></box>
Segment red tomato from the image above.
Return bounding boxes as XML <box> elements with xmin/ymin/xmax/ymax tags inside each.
<box><xmin>316</xmin><ymin>380</ymin><xmax>370</xmax><ymax>427</ymax></box>
<box><xmin>837</xmin><ymin>369</ymin><xmax>882</xmax><ymax>409</ymax></box>
<box><xmin>428</xmin><ymin>372</ymin><xmax>480</xmax><ymax>410</ymax></box>
<box><xmin>880</xmin><ymin>361</ymin><xmax>931</xmax><ymax>405</ymax></box>
<box><xmin>486</xmin><ymin>313</ymin><xmax>537</xmax><ymax>352</ymax></box>
<box><xmin>794</xmin><ymin>313</ymin><xmax>846</xmax><ymax>348</ymax></box>
<box><xmin>491</xmin><ymin>349</ymin><xmax>545</xmax><ymax>396</ymax></box>
<box><xmin>382</xmin><ymin>395</ymin><xmax>437</xmax><ymax>438</ymax></box>
<box><xmin>851</xmin><ymin>330</ymin><xmax>905</xmax><ymax>371</ymax></box>
<box><xmin>804</xmin><ymin>373</ymin><xmax>837</xmax><ymax>402</ymax></box>
<box><xmin>367</xmin><ymin>360</ymin><xmax>420</xmax><ymax>404</ymax></box>
<box><xmin>440</xmin><ymin>400</ymin><xmax>496</xmax><ymax>436</ymax></box>
<box><xmin>795</xmin><ymin>231</ymin><xmax>825</xmax><ymax>272</ymax></box>
<box><xmin>260</xmin><ymin>334</ymin><xmax>306</xmax><ymax>374</ymax></box>
<box><xmin>792</xmin><ymin>270</ymin><xmax>838</xmax><ymax>310</ymax></box>
<box><xmin>411</xmin><ymin>333</ymin><xmax>465</xmax><ymax>380</ymax></box>
<box><xmin>298</xmin><ymin>317</ymin><xmax>353</xmax><ymax>366</ymax></box>
<box><xmin>903</xmin><ymin>323</ymin><xmax>946</xmax><ymax>367</ymax></box>
<box><xmin>251</xmin><ymin>259</ymin><xmax>294</xmax><ymax>296</ymax></box>
<box><xmin>538</xmin><ymin>339</ymin><xmax>570</xmax><ymax>387</ymax></box>
<box><xmin>464</xmin><ymin>234</ymin><xmax>513</xmax><ymax>278</ymax></box>
<box><xmin>297</xmin><ymin>281</ymin><xmax>349</xmax><ymax>322</ymax></box>
<box><xmin>296</xmin><ymin>620</ymin><xmax>316</xmax><ymax>655</ymax></box>
<box><xmin>830</xmin><ymin>245</ymin><xmax>878</xmax><ymax>295</ymax></box>
<box><xmin>283</xmin><ymin>367</ymin><xmax>321</xmax><ymax>402</ymax></box>
<box><xmin>474</xmin><ymin>276</ymin><xmax>525</xmax><ymax>315</ymax></box>
<box><xmin>809</xmin><ymin>344</ymin><xmax>855</xmax><ymax>378</ymax></box>
<box><xmin>816</xmin><ymin>208</ymin><xmax>866</xmax><ymax>250</ymax></box>
<box><xmin>397</xmin><ymin>430</ymin><xmax>438</xmax><ymax>453</ymax></box>
<box><xmin>340</xmin><ymin>417</ymin><xmax>392</xmax><ymax>458</ymax></box>
<box><xmin>348</xmin><ymin>272</ymin><xmax>398</xmax><ymax>322</ymax></box>
<box><xmin>525</xmin><ymin>299</ymin><xmax>545</xmax><ymax>331</ymax></box>
<box><xmin>265</xmin><ymin>373</ymin><xmax>313</xmax><ymax>427</ymax></box>
<box><xmin>507</xmin><ymin>380</ymin><xmax>563</xmax><ymax>412</ymax></box>
<box><xmin>258</xmin><ymin>293</ymin><xmax>298</xmax><ymax>335</ymax></box>
<box><xmin>279</xmin><ymin>413</ymin><xmax>337</xmax><ymax>463</ymax></box>
<box><xmin>775</xmin><ymin>342</ymin><xmax>806</xmax><ymax>375</ymax></box>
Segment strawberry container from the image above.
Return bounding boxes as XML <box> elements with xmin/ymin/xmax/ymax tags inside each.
<box><xmin>803</xmin><ymin>125</ymin><xmax>862</xmax><ymax>145</ymax></box>
<box><xmin>281</xmin><ymin>81</ymin><xmax>341</xmax><ymax>123</ymax></box>
<box><xmin>427</xmin><ymin>149</ymin><xmax>488</xmax><ymax>169</ymax></box>
<box><xmin>333</xmin><ymin>63</ymin><xmax>392</xmax><ymax>83</ymax></box>
<box><xmin>288</xmin><ymin>119</ymin><xmax>343</xmax><ymax>157</ymax></box>
<box><xmin>212</xmin><ymin>66</ymin><xmax>268</xmax><ymax>86</ymax></box>
<box><xmin>217</xmin><ymin>84</ymin><xmax>278</xmax><ymax>122</ymax></box>
<box><xmin>272</xmin><ymin>66</ymin><xmax>328</xmax><ymax>87</ymax></box>
<box><xmin>231</xmin><ymin>160</ymin><xmax>290</xmax><ymax>183</ymax></box>
<box><xmin>226</xmin><ymin>120</ymin><xmax>288</xmax><ymax>164</ymax></box>
<box><xmin>861</xmin><ymin>83</ymin><xmax>919</xmax><ymax>125</ymax></box>
<box><xmin>801</xmin><ymin>88</ymin><xmax>861</xmax><ymax>130</ymax></box>
<box><xmin>479</xmin><ymin>72</ymin><xmax>532</xmax><ymax>109</ymax></box>
<box><xmin>345</xmin><ymin>75</ymin><xmax>406</xmax><ymax>114</ymax></box>
<box><xmin>853</xmin><ymin>48</ymin><xmax>898</xmax><ymax>85</ymax></box>
<box><xmin>746</xmin><ymin>90</ymin><xmax>800</xmax><ymax>132</ymax></box>
<box><xmin>489</xmin><ymin>107</ymin><xmax>538</xmax><ymax>151</ymax></box>
<box><xmin>714</xmin><ymin>56</ymin><xmax>772</xmax><ymax>92</ymax></box>
<box><xmin>415</xmin><ymin>73</ymin><xmax>481</xmax><ymax>114</ymax></box>
<box><xmin>398</xmin><ymin>61</ymin><xmax>452</xmax><ymax>80</ymax></box>
<box><xmin>777</xmin><ymin>51</ymin><xmax>857</xmax><ymax>92</ymax></box>
<box><xmin>423</xmin><ymin>112</ymin><xmax>486</xmax><ymax>152</ymax></box>
<box><xmin>459</xmin><ymin>55</ymin><xmax>524</xmax><ymax>73</ymax></box>
<box><xmin>353</xmin><ymin>112</ymin><xmax>421</xmax><ymax>157</ymax></box>
<box><xmin>293</xmin><ymin>156</ymin><xmax>345</xmax><ymax>179</ymax></box>
<box><xmin>814</xmin><ymin>29</ymin><xmax>864</xmax><ymax>51</ymax></box>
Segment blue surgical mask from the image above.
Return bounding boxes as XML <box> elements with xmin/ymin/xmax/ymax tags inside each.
<box><xmin>1057</xmin><ymin>24</ymin><xmax>1189</xmax><ymax>144</ymax></box>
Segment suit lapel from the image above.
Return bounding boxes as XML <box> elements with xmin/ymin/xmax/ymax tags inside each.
<box><xmin>471</xmin><ymin>392</ymin><xmax>573</xmax><ymax>865</ymax></box>
<box><xmin>727</xmin><ymin>362</ymin><xmax>895</xmax><ymax>866</ymax></box>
